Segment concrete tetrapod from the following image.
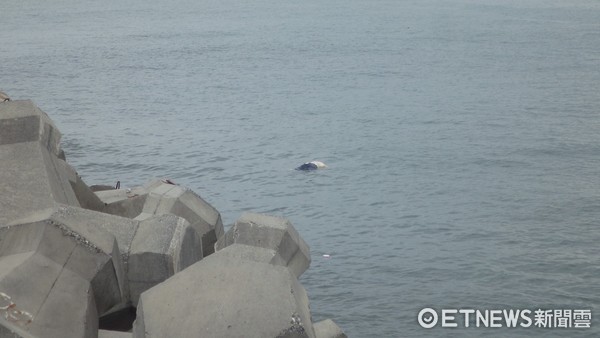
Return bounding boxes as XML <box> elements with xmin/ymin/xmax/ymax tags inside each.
<box><xmin>1</xmin><ymin>99</ymin><xmax>346</xmax><ymax>336</ymax></box>
<box><xmin>28</xmin><ymin>205</ymin><xmax>204</xmax><ymax>308</ymax></box>
<box><xmin>133</xmin><ymin>244</ymin><xmax>316</xmax><ymax>338</ymax></box>
<box><xmin>0</xmin><ymin>206</ymin><xmax>127</xmax><ymax>338</ymax></box>
<box><xmin>0</xmin><ymin>100</ymin><xmax>61</xmax><ymax>156</ymax></box>
<box><xmin>95</xmin><ymin>179</ymin><xmax>223</xmax><ymax>258</ymax></box>
<box><xmin>61</xmin><ymin>161</ymin><xmax>105</xmax><ymax>212</ymax></box>
<box><xmin>0</xmin><ymin>100</ymin><xmax>82</xmax><ymax>225</ymax></box>
<box><xmin>214</xmin><ymin>212</ymin><xmax>311</xmax><ymax>278</ymax></box>
<box><xmin>127</xmin><ymin>214</ymin><xmax>202</xmax><ymax>305</ymax></box>
<box><xmin>95</xmin><ymin>187</ymin><xmax>148</xmax><ymax>220</ymax></box>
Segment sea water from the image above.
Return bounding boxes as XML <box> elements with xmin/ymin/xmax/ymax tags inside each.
<box><xmin>2</xmin><ymin>0</ymin><xmax>600</xmax><ymax>336</ymax></box>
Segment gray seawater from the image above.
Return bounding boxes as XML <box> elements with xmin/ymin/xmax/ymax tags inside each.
<box><xmin>2</xmin><ymin>0</ymin><xmax>600</xmax><ymax>336</ymax></box>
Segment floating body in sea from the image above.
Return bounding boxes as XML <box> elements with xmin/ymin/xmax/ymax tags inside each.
<box><xmin>296</xmin><ymin>161</ymin><xmax>327</xmax><ymax>171</ymax></box>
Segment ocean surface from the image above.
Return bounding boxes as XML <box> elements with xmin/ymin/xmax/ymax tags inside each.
<box><xmin>2</xmin><ymin>0</ymin><xmax>600</xmax><ymax>336</ymax></box>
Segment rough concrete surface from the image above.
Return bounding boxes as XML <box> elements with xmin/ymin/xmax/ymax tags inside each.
<box><xmin>98</xmin><ymin>329</ymin><xmax>132</xmax><ymax>338</ymax></box>
<box><xmin>128</xmin><ymin>214</ymin><xmax>202</xmax><ymax>305</ymax></box>
<box><xmin>0</xmin><ymin>100</ymin><xmax>86</xmax><ymax>225</ymax></box>
<box><xmin>96</xmin><ymin>188</ymin><xmax>148</xmax><ymax>219</ymax></box>
<box><xmin>0</xmin><ymin>100</ymin><xmax>344</xmax><ymax>338</ymax></box>
<box><xmin>0</xmin><ymin>210</ymin><xmax>123</xmax><ymax>337</ymax></box>
<box><xmin>0</xmin><ymin>100</ymin><xmax>61</xmax><ymax>155</ymax></box>
<box><xmin>133</xmin><ymin>246</ymin><xmax>315</xmax><ymax>338</ymax></box>
<box><xmin>96</xmin><ymin>179</ymin><xmax>223</xmax><ymax>259</ymax></box>
<box><xmin>215</xmin><ymin>212</ymin><xmax>311</xmax><ymax>278</ymax></box>
<box><xmin>134</xmin><ymin>179</ymin><xmax>224</xmax><ymax>258</ymax></box>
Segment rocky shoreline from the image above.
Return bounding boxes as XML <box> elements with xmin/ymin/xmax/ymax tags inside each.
<box><xmin>0</xmin><ymin>100</ymin><xmax>346</xmax><ymax>338</ymax></box>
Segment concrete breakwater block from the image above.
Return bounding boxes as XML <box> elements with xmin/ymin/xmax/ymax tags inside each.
<box><xmin>0</xmin><ymin>207</ymin><xmax>126</xmax><ymax>337</ymax></box>
<box><xmin>66</xmin><ymin>167</ymin><xmax>106</xmax><ymax>212</ymax></box>
<box><xmin>96</xmin><ymin>179</ymin><xmax>223</xmax><ymax>258</ymax></box>
<box><xmin>0</xmin><ymin>99</ymin><xmax>345</xmax><ymax>337</ymax></box>
<box><xmin>0</xmin><ymin>100</ymin><xmax>61</xmax><ymax>156</ymax></box>
<box><xmin>95</xmin><ymin>188</ymin><xmax>147</xmax><ymax>219</ymax></box>
<box><xmin>18</xmin><ymin>205</ymin><xmax>203</xmax><ymax>308</ymax></box>
<box><xmin>0</xmin><ymin>100</ymin><xmax>104</xmax><ymax>225</ymax></box>
<box><xmin>0</xmin><ymin>204</ymin><xmax>204</xmax><ymax>336</ymax></box>
<box><xmin>133</xmin><ymin>245</ymin><xmax>316</xmax><ymax>338</ymax></box>
<box><xmin>128</xmin><ymin>214</ymin><xmax>202</xmax><ymax>305</ymax></box>
<box><xmin>215</xmin><ymin>212</ymin><xmax>311</xmax><ymax>278</ymax></box>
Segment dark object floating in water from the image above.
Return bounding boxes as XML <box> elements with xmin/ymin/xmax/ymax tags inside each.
<box><xmin>296</xmin><ymin>161</ymin><xmax>327</xmax><ymax>171</ymax></box>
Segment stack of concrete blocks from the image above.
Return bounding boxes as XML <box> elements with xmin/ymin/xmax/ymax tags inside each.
<box><xmin>0</xmin><ymin>100</ymin><xmax>346</xmax><ymax>338</ymax></box>
<box><xmin>95</xmin><ymin>178</ymin><xmax>223</xmax><ymax>258</ymax></box>
<box><xmin>0</xmin><ymin>101</ymin><xmax>215</xmax><ymax>337</ymax></box>
<box><xmin>134</xmin><ymin>212</ymin><xmax>346</xmax><ymax>338</ymax></box>
<box><xmin>0</xmin><ymin>100</ymin><xmax>124</xmax><ymax>337</ymax></box>
<box><xmin>133</xmin><ymin>213</ymin><xmax>312</xmax><ymax>337</ymax></box>
<box><xmin>0</xmin><ymin>207</ymin><xmax>126</xmax><ymax>337</ymax></box>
